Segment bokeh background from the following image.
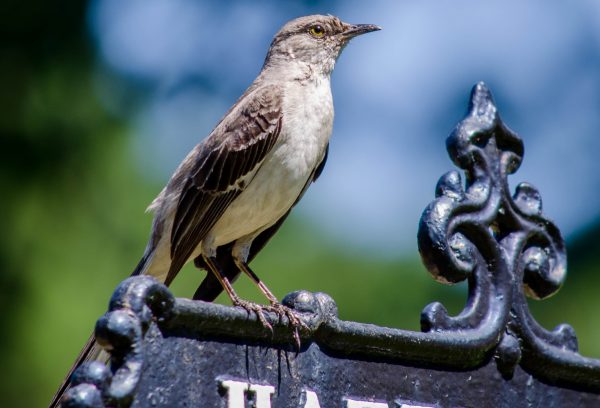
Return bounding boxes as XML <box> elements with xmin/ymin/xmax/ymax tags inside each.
<box><xmin>3</xmin><ymin>0</ymin><xmax>600</xmax><ymax>406</ymax></box>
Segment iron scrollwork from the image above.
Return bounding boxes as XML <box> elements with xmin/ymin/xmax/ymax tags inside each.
<box><xmin>418</xmin><ymin>82</ymin><xmax>597</xmax><ymax>383</ymax></box>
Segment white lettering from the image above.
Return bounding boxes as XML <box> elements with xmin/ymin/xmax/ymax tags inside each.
<box><xmin>219</xmin><ymin>379</ymin><xmax>275</xmax><ymax>408</ymax></box>
<box><xmin>301</xmin><ymin>389</ymin><xmax>322</xmax><ymax>408</ymax></box>
<box><xmin>249</xmin><ymin>383</ymin><xmax>275</xmax><ymax>408</ymax></box>
<box><xmin>219</xmin><ymin>377</ymin><xmax>440</xmax><ymax>408</ymax></box>
<box><xmin>345</xmin><ymin>398</ymin><xmax>389</xmax><ymax>408</ymax></box>
<box><xmin>220</xmin><ymin>380</ymin><xmax>248</xmax><ymax>408</ymax></box>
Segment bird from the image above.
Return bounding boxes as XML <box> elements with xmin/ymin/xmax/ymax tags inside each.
<box><xmin>52</xmin><ymin>14</ymin><xmax>380</xmax><ymax>407</ymax></box>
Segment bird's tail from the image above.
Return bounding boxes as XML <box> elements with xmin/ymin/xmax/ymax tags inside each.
<box><xmin>49</xmin><ymin>251</ymin><xmax>154</xmax><ymax>408</ymax></box>
<box><xmin>49</xmin><ymin>332</ymin><xmax>108</xmax><ymax>407</ymax></box>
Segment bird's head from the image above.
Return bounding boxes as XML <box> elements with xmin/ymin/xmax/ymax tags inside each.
<box><xmin>263</xmin><ymin>15</ymin><xmax>381</xmax><ymax>77</ymax></box>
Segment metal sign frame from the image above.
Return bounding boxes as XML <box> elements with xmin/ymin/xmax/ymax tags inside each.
<box><xmin>60</xmin><ymin>83</ymin><xmax>600</xmax><ymax>408</ymax></box>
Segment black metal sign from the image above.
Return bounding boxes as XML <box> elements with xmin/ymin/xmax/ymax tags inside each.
<box><xmin>61</xmin><ymin>83</ymin><xmax>600</xmax><ymax>408</ymax></box>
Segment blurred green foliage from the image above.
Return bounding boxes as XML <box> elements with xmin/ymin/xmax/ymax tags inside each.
<box><xmin>1</xmin><ymin>1</ymin><xmax>600</xmax><ymax>407</ymax></box>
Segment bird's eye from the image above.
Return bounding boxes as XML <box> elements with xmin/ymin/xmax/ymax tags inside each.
<box><xmin>309</xmin><ymin>24</ymin><xmax>326</xmax><ymax>38</ymax></box>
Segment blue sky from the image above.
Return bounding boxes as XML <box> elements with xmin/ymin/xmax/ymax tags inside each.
<box><xmin>88</xmin><ymin>0</ymin><xmax>600</xmax><ymax>255</ymax></box>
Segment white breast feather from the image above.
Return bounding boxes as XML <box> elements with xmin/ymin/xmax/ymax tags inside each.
<box><xmin>205</xmin><ymin>77</ymin><xmax>334</xmax><ymax>249</ymax></box>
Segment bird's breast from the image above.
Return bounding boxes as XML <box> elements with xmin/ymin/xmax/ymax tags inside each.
<box><xmin>278</xmin><ymin>77</ymin><xmax>334</xmax><ymax>177</ymax></box>
<box><xmin>206</xmin><ymin>79</ymin><xmax>334</xmax><ymax>247</ymax></box>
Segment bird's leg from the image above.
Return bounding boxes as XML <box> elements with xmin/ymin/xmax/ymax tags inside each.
<box><xmin>233</xmin><ymin>257</ymin><xmax>308</xmax><ymax>346</ymax></box>
<box><xmin>201</xmin><ymin>255</ymin><xmax>273</xmax><ymax>332</ymax></box>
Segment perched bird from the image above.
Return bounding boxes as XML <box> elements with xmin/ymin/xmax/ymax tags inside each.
<box><xmin>141</xmin><ymin>15</ymin><xmax>380</xmax><ymax>316</ymax></box>
<box><xmin>52</xmin><ymin>14</ymin><xmax>379</xmax><ymax>406</ymax></box>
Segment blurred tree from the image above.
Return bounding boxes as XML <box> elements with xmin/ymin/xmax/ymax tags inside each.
<box><xmin>0</xmin><ymin>1</ymin><xmax>154</xmax><ymax>406</ymax></box>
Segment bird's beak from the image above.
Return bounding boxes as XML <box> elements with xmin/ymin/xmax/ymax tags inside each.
<box><xmin>341</xmin><ymin>23</ymin><xmax>382</xmax><ymax>39</ymax></box>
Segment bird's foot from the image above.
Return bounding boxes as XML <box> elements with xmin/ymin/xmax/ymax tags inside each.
<box><xmin>232</xmin><ymin>299</ymin><xmax>308</xmax><ymax>348</ymax></box>
<box><xmin>265</xmin><ymin>302</ymin><xmax>308</xmax><ymax>349</ymax></box>
<box><xmin>233</xmin><ymin>298</ymin><xmax>273</xmax><ymax>333</ymax></box>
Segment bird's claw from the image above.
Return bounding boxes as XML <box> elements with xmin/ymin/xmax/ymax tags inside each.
<box><xmin>233</xmin><ymin>299</ymin><xmax>273</xmax><ymax>333</ymax></box>
<box><xmin>233</xmin><ymin>299</ymin><xmax>307</xmax><ymax>349</ymax></box>
<box><xmin>265</xmin><ymin>302</ymin><xmax>308</xmax><ymax>349</ymax></box>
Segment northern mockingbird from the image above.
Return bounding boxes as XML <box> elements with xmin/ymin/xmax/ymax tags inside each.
<box><xmin>143</xmin><ymin>14</ymin><xmax>380</xmax><ymax>324</ymax></box>
<box><xmin>53</xmin><ymin>14</ymin><xmax>379</xmax><ymax>406</ymax></box>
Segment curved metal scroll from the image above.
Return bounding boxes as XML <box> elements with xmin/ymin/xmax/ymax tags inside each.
<box><xmin>61</xmin><ymin>276</ymin><xmax>175</xmax><ymax>408</ymax></box>
<box><xmin>418</xmin><ymin>82</ymin><xmax>592</xmax><ymax>381</ymax></box>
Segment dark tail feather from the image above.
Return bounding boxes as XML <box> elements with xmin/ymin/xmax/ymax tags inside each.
<box><xmin>130</xmin><ymin>248</ymin><xmax>152</xmax><ymax>277</ymax></box>
<box><xmin>50</xmin><ymin>253</ymin><xmax>152</xmax><ymax>407</ymax></box>
<box><xmin>49</xmin><ymin>333</ymin><xmax>106</xmax><ymax>407</ymax></box>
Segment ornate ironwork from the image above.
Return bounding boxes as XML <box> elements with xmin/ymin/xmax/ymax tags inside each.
<box><xmin>59</xmin><ymin>83</ymin><xmax>600</xmax><ymax>407</ymax></box>
<box><xmin>61</xmin><ymin>276</ymin><xmax>175</xmax><ymax>408</ymax></box>
<box><xmin>417</xmin><ymin>82</ymin><xmax>596</xmax><ymax>384</ymax></box>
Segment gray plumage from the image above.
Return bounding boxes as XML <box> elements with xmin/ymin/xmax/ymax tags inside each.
<box><xmin>51</xmin><ymin>14</ymin><xmax>379</xmax><ymax>407</ymax></box>
<box><xmin>137</xmin><ymin>15</ymin><xmax>380</xmax><ymax>286</ymax></box>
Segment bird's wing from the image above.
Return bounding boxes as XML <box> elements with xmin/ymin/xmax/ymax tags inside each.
<box><xmin>311</xmin><ymin>142</ymin><xmax>329</xmax><ymax>183</ymax></box>
<box><xmin>192</xmin><ymin>143</ymin><xmax>329</xmax><ymax>302</ymax></box>
<box><xmin>166</xmin><ymin>84</ymin><xmax>283</xmax><ymax>284</ymax></box>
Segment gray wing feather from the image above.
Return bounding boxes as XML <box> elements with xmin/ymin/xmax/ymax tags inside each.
<box><xmin>165</xmin><ymin>85</ymin><xmax>283</xmax><ymax>284</ymax></box>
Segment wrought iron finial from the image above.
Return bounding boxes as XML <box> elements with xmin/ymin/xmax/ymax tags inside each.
<box><xmin>418</xmin><ymin>82</ymin><xmax>573</xmax><ymax>378</ymax></box>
